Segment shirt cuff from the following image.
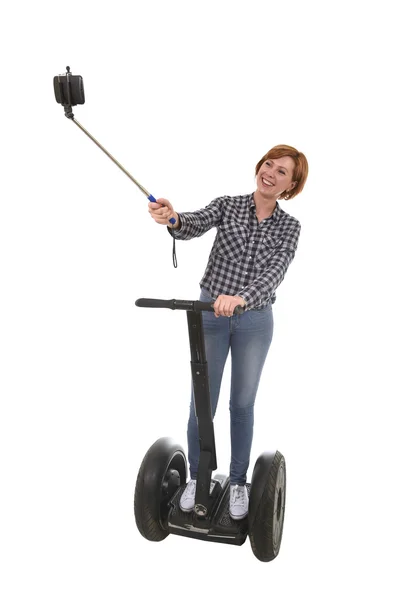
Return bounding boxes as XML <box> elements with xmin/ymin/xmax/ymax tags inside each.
<box><xmin>166</xmin><ymin>213</ymin><xmax>190</xmax><ymax>240</ymax></box>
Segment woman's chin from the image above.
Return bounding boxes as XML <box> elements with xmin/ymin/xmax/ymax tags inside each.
<box><xmin>256</xmin><ymin>187</ymin><xmax>278</xmax><ymax>200</ymax></box>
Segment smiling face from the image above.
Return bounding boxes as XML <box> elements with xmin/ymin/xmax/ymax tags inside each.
<box><xmin>256</xmin><ymin>156</ymin><xmax>297</xmax><ymax>200</ymax></box>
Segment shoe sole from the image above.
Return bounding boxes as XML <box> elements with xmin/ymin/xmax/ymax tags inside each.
<box><xmin>230</xmin><ymin>510</ymin><xmax>248</xmax><ymax>520</ymax></box>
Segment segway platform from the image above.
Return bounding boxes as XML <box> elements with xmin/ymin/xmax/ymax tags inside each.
<box><xmin>168</xmin><ymin>476</ymin><xmax>251</xmax><ymax>545</ymax></box>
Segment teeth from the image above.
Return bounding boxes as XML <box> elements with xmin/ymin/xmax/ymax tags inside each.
<box><xmin>262</xmin><ymin>178</ymin><xmax>273</xmax><ymax>186</ymax></box>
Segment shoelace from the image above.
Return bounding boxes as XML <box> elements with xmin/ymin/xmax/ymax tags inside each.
<box><xmin>231</xmin><ymin>486</ymin><xmax>246</xmax><ymax>505</ymax></box>
<box><xmin>184</xmin><ymin>480</ymin><xmax>196</xmax><ymax>498</ymax></box>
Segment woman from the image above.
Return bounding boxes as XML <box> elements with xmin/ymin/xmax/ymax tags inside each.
<box><xmin>148</xmin><ymin>144</ymin><xmax>308</xmax><ymax>520</ymax></box>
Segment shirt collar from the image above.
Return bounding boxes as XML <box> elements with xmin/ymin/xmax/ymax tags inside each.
<box><xmin>249</xmin><ymin>194</ymin><xmax>281</xmax><ymax>222</ymax></box>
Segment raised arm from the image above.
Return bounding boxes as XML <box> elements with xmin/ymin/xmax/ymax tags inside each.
<box><xmin>148</xmin><ymin>197</ymin><xmax>225</xmax><ymax>240</ymax></box>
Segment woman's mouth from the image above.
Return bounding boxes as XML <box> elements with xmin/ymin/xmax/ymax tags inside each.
<box><xmin>262</xmin><ymin>177</ymin><xmax>274</xmax><ymax>187</ymax></box>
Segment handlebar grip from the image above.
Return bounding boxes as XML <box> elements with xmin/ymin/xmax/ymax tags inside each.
<box><xmin>135</xmin><ymin>298</ymin><xmax>175</xmax><ymax>309</ymax></box>
<box><xmin>148</xmin><ymin>194</ymin><xmax>176</xmax><ymax>225</ymax></box>
<box><xmin>194</xmin><ymin>301</ymin><xmax>215</xmax><ymax>312</ymax></box>
<box><xmin>193</xmin><ymin>301</ymin><xmax>244</xmax><ymax>315</ymax></box>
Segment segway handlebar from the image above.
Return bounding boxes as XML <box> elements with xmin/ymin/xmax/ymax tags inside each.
<box><xmin>135</xmin><ymin>298</ymin><xmax>245</xmax><ymax>315</ymax></box>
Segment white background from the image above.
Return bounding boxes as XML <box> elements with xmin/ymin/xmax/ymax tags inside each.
<box><xmin>1</xmin><ymin>1</ymin><xmax>414</xmax><ymax>598</ymax></box>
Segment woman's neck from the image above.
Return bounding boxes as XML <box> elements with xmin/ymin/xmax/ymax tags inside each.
<box><xmin>253</xmin><ymin>190</ymin><xmax>278</xmax><ymax>217</ymax></box>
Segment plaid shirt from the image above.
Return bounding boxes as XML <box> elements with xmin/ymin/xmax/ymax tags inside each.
<box><xmin>168</xmin><ymin>193</ymin><xmax>301</xmax><ymax>309</ymax></box>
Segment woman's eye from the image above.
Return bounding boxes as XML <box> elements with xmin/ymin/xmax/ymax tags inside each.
<box><xmin>265</xmin><ymin>161</ymin><xmax>271</xmax><ymax>166</ymax></box>
<box><xmin>279</xmin><ymin>170</ymin><xmax>286</xmax><ymax>175</ymax></box>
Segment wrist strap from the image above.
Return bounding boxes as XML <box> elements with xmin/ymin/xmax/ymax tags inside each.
<box><xmin>171</xmin><ymin>227</ymin><xmax>178</xmax><ymax>268</ymax></box>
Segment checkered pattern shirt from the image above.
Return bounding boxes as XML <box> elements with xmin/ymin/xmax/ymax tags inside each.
<box><xmin>168</xmin><ymin>193</ymin><xmax>301</xmax><ymax>309</ymax></box>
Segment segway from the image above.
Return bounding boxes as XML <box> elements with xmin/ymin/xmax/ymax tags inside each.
<box><xmin>134</xmin><ymin>297</ymin><xmax>286</xmax><ymax>562</ymax></box>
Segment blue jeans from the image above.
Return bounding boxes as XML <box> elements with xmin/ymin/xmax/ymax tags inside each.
<box><xmin>187</xmin><ymin>287</ymin><xmax>274</xmax><ymax>485</ymax></box>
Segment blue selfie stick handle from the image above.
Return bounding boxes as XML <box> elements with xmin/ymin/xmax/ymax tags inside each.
<box><xmin>148</xmin><ymin>194</ymin><xmax>176</xmax><ymax>225</ymax></box>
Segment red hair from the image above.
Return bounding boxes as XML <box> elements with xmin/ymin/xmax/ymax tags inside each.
<box><xmin>255</xmin><ymin>144</ymin><xmax>308</xmax><ymax>200</ymax></box>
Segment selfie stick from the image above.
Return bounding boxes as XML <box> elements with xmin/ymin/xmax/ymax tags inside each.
<box><xmin>57</xmin><ymin>67</ymin><xmax>176</xmax><ymax>225</ymax></box>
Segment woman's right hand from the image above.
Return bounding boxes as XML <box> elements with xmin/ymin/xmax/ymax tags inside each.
<box><xmin>148</xmin><ymin>198</ymin><xmax>180</xmax><ymax>229</ymax></box>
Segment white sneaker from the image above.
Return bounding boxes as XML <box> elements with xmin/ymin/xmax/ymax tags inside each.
<box><xmin>229</xmin><ymin>484</ymin><xmax>249</xmax><ymax>520</ymax></box>
<box><xmin>179</xmin><ymin>479</ymin><xmax>217</xmax><ymax>512</ymax></box>
<box><xmin>179</xmin><ymin>479</ymin><xmax>197</xmax><ymax>512</ymax></box>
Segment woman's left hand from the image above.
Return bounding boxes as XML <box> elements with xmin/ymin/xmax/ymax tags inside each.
<box><xmin>213</xmin><ymin>295</ymin><xmax>246</xmax><ymax>318</ymax></box>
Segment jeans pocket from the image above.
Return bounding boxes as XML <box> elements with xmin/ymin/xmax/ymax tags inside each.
<box><xmin>199</xmin><ymin>287</ymin><xmax>214</xmax><ymax>302</ymax></box>
<box><xmin>246</xmin><ymin>305</ymin><xmax>273</xmax><ymax>327</ymax></box>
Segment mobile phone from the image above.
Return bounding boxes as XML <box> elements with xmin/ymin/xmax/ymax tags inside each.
<box><xmin>54</xmin><ymin>69</ymin><xmax>85</xmax><ymax>106</ymax></box>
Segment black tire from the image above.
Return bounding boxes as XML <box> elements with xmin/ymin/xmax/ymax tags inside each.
<box><xmin>134</xmin><ymin>437</ymin><xmax>187</xmax><ymax>542</ymax></box>
<box><xmin>248</xmin><ymin>450</ymin><xmax>286</xmax><ymax>562</ymax></box>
